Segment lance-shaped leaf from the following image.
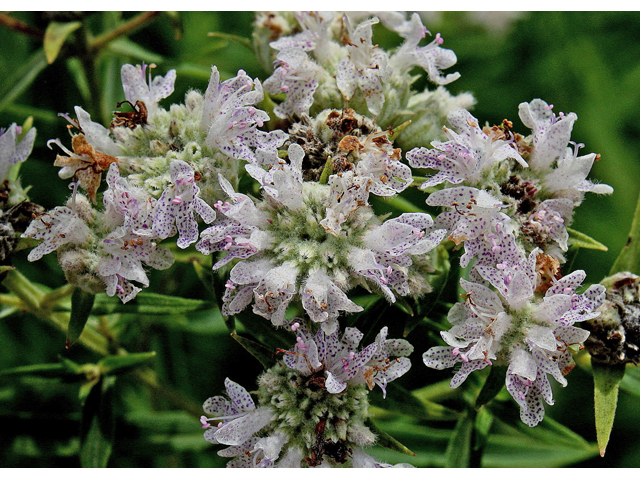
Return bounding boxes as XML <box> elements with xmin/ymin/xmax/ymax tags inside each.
<box><xmin>81</xmin><ymin>292</ymin><xmax>214</xmax><ymax>316</ymax></box>
<box><xmin>230</xmin><ymin>332</ymin><xmax>276</xmax><ymax>370</ymax></box>
<box><xmin>567</xmin><ymin>227</ymin><xmax>608</xmax><ymax>251</ymax></box>
<box><xmin>0</xmin><ymin>363</ymin><xmax>69</xmax><ymax>378</ymax></box>
<box><xmin>365</xmin><ymin>418</ymin><xmax>416</xmax><ymax>456</ymax></box>
<box><xmin>66</xmin><ymin>288</ymin><xmax>96</xmax><ymax>348</ymax></box>
<box><xmin>444</xmin><ymin>410</ymin><xmax>475</xmax><ymax>468</ymax></box>
<box><xmin>44</xmin><ymin>21</ymin><xmax>81</xmax><ymax>64</ymax></box>
<box><xmin>475</xmin><ymin>365</ymin><xmax>508</xmax><ymax>409</ymax></box>
<box><xmin>369</xmin><ymin>382</ymin><xmax>460</xmax><ymax>421</ymax></box>
<box><xmin>80</xmin><ymin>377</ymin><xmax>115</xmax><ymax>468</ymax></box>
<box><xmin>98</xmin><ymin>352</ymin><xmax>156</xmax><ymax>376</ymax></box>
<box><xmin>592</xmin><ymin>360</ymin><xmax>626</xmax><ymax>456</ymax></box>
<box><xmin>611</xmin><ymin>190</ymin><xmax>640</xmax><ymax>275</ymax></box>
<box><xmin>0</xmin><ymin>48</ymin><xmax>48</xmax><ymax>113</ymax></box>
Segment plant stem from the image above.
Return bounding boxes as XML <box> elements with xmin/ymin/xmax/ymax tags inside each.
<box><xmin>0</xmin><ymin>13</ymin><xmax>44</xmax><ymax>40</ymax></box>
<box><xmin>90</xmin><ymin>11</ymin><xmax>161</xmax><ymax>52</ymax></box>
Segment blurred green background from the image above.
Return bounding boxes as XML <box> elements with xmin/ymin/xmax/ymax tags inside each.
<box><xmin>1</xmin><ymin>11</ymin><xmax>639</xmax><ymax>467</ymax></box>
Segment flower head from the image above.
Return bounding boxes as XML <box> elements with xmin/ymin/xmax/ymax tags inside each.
<box><xmin>0</xmin><ymin>123</ymin><xmax>36</xmax><ymax>182</ymax></box>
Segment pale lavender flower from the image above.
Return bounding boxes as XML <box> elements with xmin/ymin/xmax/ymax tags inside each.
<box><xmin>97</xmin><ymin>224</ymin><xmax>173</xmax><ymax>303</ymax></box>
<box><xmin>102</xmin><ymin>163</ymin><xmax>155</xmax><ymax>232</ymax></box>
<box><xmin>355</xmin><ymin>132</ymin><xmax>413</xmax><ymax>197</ymax></box>
<box><xmin>201</xmin><ymin>66</ymin><xmax>286</xmax><ymax>162</ymax></box>
<box><xmin>388</xmin><ymin>13</ymin><xmax>460</xmax><ymax>86</ymax></box>
<box><xmin>153</xmin><ymin>159</ymin><xmax>216</xmax><ymax>248</ymax></box>
<box><xmin>201</xmin><ymin>378</ymin><xmax>274</xmax><ymax>447</ymax></box>
<box><xmin>0</xmin><ymin>123</ymin><xmax>36</xmax><ymax>181</ymax></box>
<box><xmin>269</xmin><ymin>11</ymin><xmax>335</xmax><ymax>58</ymax></box>
<box><xmin>319</xmin><ymin>171</ymin><xmax>372</xmax><ymax>236</ymax></box>
<box><xmin>336</xmin><ymin>16</ymin><xmax>389</xmax><ymax>115</ymax></box>
<box><xmin>120</xmin><ymin>63</ymin><xmax>176</xmax><ymax>118</ymax></box>
<box><xmin>263</xmin><ymin>48</ymin><xmax>321</xmax><ymax>119</ymax></box>
<box><xmin>423</xmin><ymin>278</ymin><xmax>510</xmax><ymax>385</ymax></box>
<box><xmin>350</xmin><ymin>447</ymin><xmax>414</xmax><ymax>468</ymax></box>
<box><xmin>349</xmin><ymin>213</ymin><xmax>447</xmax><ymax>302</ymax></box>
<box><xmin>426</xmin><ymin>186</ymin><xmax>509</xmax><ymax>245</ymax></box>
<box><xmin>283</xmin><ymin>323</ymin><xmax>413</xmax><ymax>397</ymax></box>
<box><xmin>407</xmin><ymin>109</ymin><xmax>526</xmax><ymax>188</ymax></box>
<box><xmin>22</xmin><ymin>206</ymin><xmax>91</xmax><ymax>262</ymax></box>
<box><xmin>518</xmin><ymin>98</ymin><xmax>576</xmax><ymax>172</ymax></box>
<box><xmin>425</xmin><ymin>250</ymin><xmax>606</xmax><ymax>427</ymax></box>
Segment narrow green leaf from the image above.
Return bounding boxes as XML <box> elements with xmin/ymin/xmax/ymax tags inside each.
<box><xmin>43</xmin><ymin>21</ymin><xmax>81</xmax><ymax>64</ymax></box>
<box><xmin>104</xmin><ymin>37</ymin><xmax>165</xmax><ymax>64</ymax></box>
<box><xmin>611</xmin><ymin>190</ymin><xmax>640</xmax><ymax>275</ymax></box>
<box><xmin>473</xmin><ymin>406</ymin><xmax>494</xmax><ymax>453</ymax></box>
<box><xmin>567</xmin><ymin>227</ymin><xmax>608</xmax><ymax>251</ymax></box>
<box><xmin>592</xmin><ymin>360</ymin><xmax>626</xmax><ymax>456</ymax></box>
<box><xmin>99</xmin><ymin>352</ymin><xmax>156</xmax><ymax>376</ymax></box>
<box><xmin>66</xmin><ymin>57</ymin><xmax>92</xmax><ymax>104</ymax></box>
<box><xmin>444</xmin><ymin>410</ymin><xmax>474</xmax><ymax>468</ymax></box>
<box><xmin>369</xmin><ymin>382</ymin><xmax>460</xmax><ymax>421</ymax></box>
<box><xmin>318</xmin><ymin>155</ymin><xmax>333</xmax><ymax>184</ymax></box>
<box><xmin>82</xmin><ymin>292</ymin><xmax>214</xmax><ymax>316</ymax></box>
<box><xmin>475</xmin><ymin>365</ymin><xmax>508</xmax><ymax>409</ymax></box>
<box><xmin>619</xmin><ymin>364</ymin><xmax>640</xmax><ymax>398</ymax></box>
<box><xmin>0</xmin><ymin>48</ymin><xmax>48</xmax><ymax>113</ymax></box>
<box><xmin>365</xmin><ymin>418</ymin><xmax>416</xmax><ymax>456</ymax></box>
<box><xmin>80</xmin><ymin>377</ymin><xmax>115</xmax><ymax>468</ymax></box>
<box><xmin>230</xmin><ymin>332</ymin><xmax>276</xmax><ymax>370</ymax></box>
<box><xmin>0</xmin><ymin>363</ymin><xmax>68</xmax><ymax>378</ymax></box>
<box><xmin>67</xmin><ymin>288</ymin><xmax>96</xmax><ymax>348</ymax></box>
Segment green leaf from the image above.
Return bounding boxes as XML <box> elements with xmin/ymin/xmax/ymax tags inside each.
<box><xmin>365</xmin><ymin>418</ymin><xmax>415</xmax><ymax>456</ymax></box>
<box><xmin>66</xmin><ymin>57</ymin><xmax>92</xmax><ymax>104</ymax></box>
<box><xmin>43</xmin><ymin>21</ymin><xmax>81</xmax><ymax>64</ymax></box>
<box><xmin>567</xmin><ymin>227</ymin><xmax>608</xmax><ymax>251</ymax></box>
<box><xmin>82</xmin><ymin>292</ymin><xmax>214</xmax><ymax>316</ymax></box>
<box><xmin>611</xmin><ymin>190</ymin><xmax>640</xmax><ymax>275</ymax></box>
<box><xmin>369</xmin><ymin>382</ymin><xmax>460</xmax><ymax>421</ymax></box>
<box><xmin>592</xmin><ymin>360</ymin><xmax>626</xmax><ymax>456</ymax></box>
<box><xmin>230</xmin><ymin>332</ymin><xmax>276</xmax><ymax>370</ymax></box>
<box><xmin>444</xmin><ymin>410</ymin><xmax>474</xmax><ymax>467</ymax></box>
<box><xmin>66</xmin><ymin>288</ymin><xmax>96</xmax><ymax>348</ymax></box>
<box><xmin>475</xmin><ymin>365</ymin><xmax>508</xmax><ymax>409</ymax></box>
<box><xmin>619</xmin><ymin>364</ymin><xmax>640</xmax><ymax>398</ymax></box>
<box><xmin>0</xmin><ymin>48</ymin><xmax>48</xmax><ymax>113</ymax></box>
<box><xmin>104</xmin><ymin>37</ymin><xmax>165</xmax><ymax>64</ymax></box>
<box><xmin>80</xmin><ymin>377</ymin><xmax>115</xmax><ymax>468</ymax></box>
<box><xmin>98</xmin><ymin>352</ymin><xmax>156</xmax><ymax>376</ymax></box>
<box><xmin>0</xmin><ymin>363</ymin><xmax>69</xmax><ymax>378</ymax></box>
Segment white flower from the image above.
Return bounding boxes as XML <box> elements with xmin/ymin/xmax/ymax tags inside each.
<box><xmin>153</xmin><ymin>159</ymin><xmax>216</xmax><ymax>248</ymax></box>
<box><xmin>120</xmin><ymin>63</ymin><xmax>176</xmax><ymax>118</ymax></box>
<box><xmin>22</xmin><ymin>206</ymin><xmax>91</xmax><ymax>262</ymax></box>
<box><xmin>0</xmin><ymin>123</ymin><xmax>36</xmax><ymax>181</ymax></box>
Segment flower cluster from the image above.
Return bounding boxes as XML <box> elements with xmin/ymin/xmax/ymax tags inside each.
<box><xmin>417</xmin><ymin>100</ymin><xmax>611</xmax><ymax>426</ymax></box>
<box><xmin>200</xmin><ymin>322</ymin><xmax>414</xmax><ymax>467</ymax></box>
<box><xmin>15</xmin><ymin>10</ymin><xmax>616</xmax><ymax>468</ymax></box>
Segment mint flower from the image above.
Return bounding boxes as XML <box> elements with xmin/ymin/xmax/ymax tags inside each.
<box><xmin>518</xmin><ymin>99</ymin><xmax>612</xmax><ymax>197</ymax></box>
<box><xmin>22</xmin><ymin>206</ymin><xmax>91</xmax><ymax>262</ymax></box>
<box><xmin>201</xmin><ymin>378</ymin><xmax>275</xmax><ymax>447</ymax></box>
<box><xmin>407</xmin><ymin>109</ymin><xmax>526</xmax><ymax>188</ymax></box>
<box><xmin>153</xmin><ymin>159</ymin><xmax>216</xmax><ymax>248</ymax></box>
<box><xmin>263</xmin><ymin>48</ymin><xmax>321</xmax><ymax>118</ymax></box>
<box><xmin>201</xmin><ymin>163</ymin><xmax>443</xmax><ymax>330</ymax></box>
<box><xmin>337</xmin><ymin>16</ymin><xmax>388</xmax><ymax>115</ymax></box>
<box><xmin>0</xmin><ymin>123</ymin><xmax>36</xmax><ymax>182</ymax></box>
<box><xmin>283</xmin><ymin>322</ymin><xmax>413</xmax><ymax>397</ymax></box>
<box><xmin>424</xmin><ymin>251</ymin><xmax>606</xmax><ymax>426</ymax></box>
<box><xmin>201</xmin><ymin>67</ymin><xmax>286</xmax><ymax>162</ymax></box>
<box><xmin>120</xmin><ymin>63</ymin><xmax>176</xmax><ymax>118</ymax></box>
<box><xmin>388</xmin><ymin>13</ymin><xmax>460</xmax><ymax>86</ymax></box>
<box><xmin>102</xmin><ymin>163</ymin><xmax>155</xmax><ymax>232</ymax></box>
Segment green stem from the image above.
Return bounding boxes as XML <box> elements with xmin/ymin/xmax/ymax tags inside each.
<box><xmin>90</xmin><ymin>11</ymin><xmax>161</xmax><ymax>52</ymax></box>
<box><xmin>610</xmin><ymin>189</ymin><xmax>640</xmax><ymax>275</ymax></box>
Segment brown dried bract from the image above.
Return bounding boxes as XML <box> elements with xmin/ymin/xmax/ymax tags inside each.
<box><xmin>535</xmin><ymin>252</ymin><xmax>562</xmax><ymax>293</ymax></box>
<box><xmin>54</xmin><ymin>134</ymin><xmax>118</xmax><ymax>203</ymax></box>
<box><xmin>110</xmin><ymin>100</ymin><xmax>148</xmax><ymax>129</ymax></box>
<box><xmin>337</xmin><ymin>135</ymin><xmax>363</xmax><ymax>153</ymax></box>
